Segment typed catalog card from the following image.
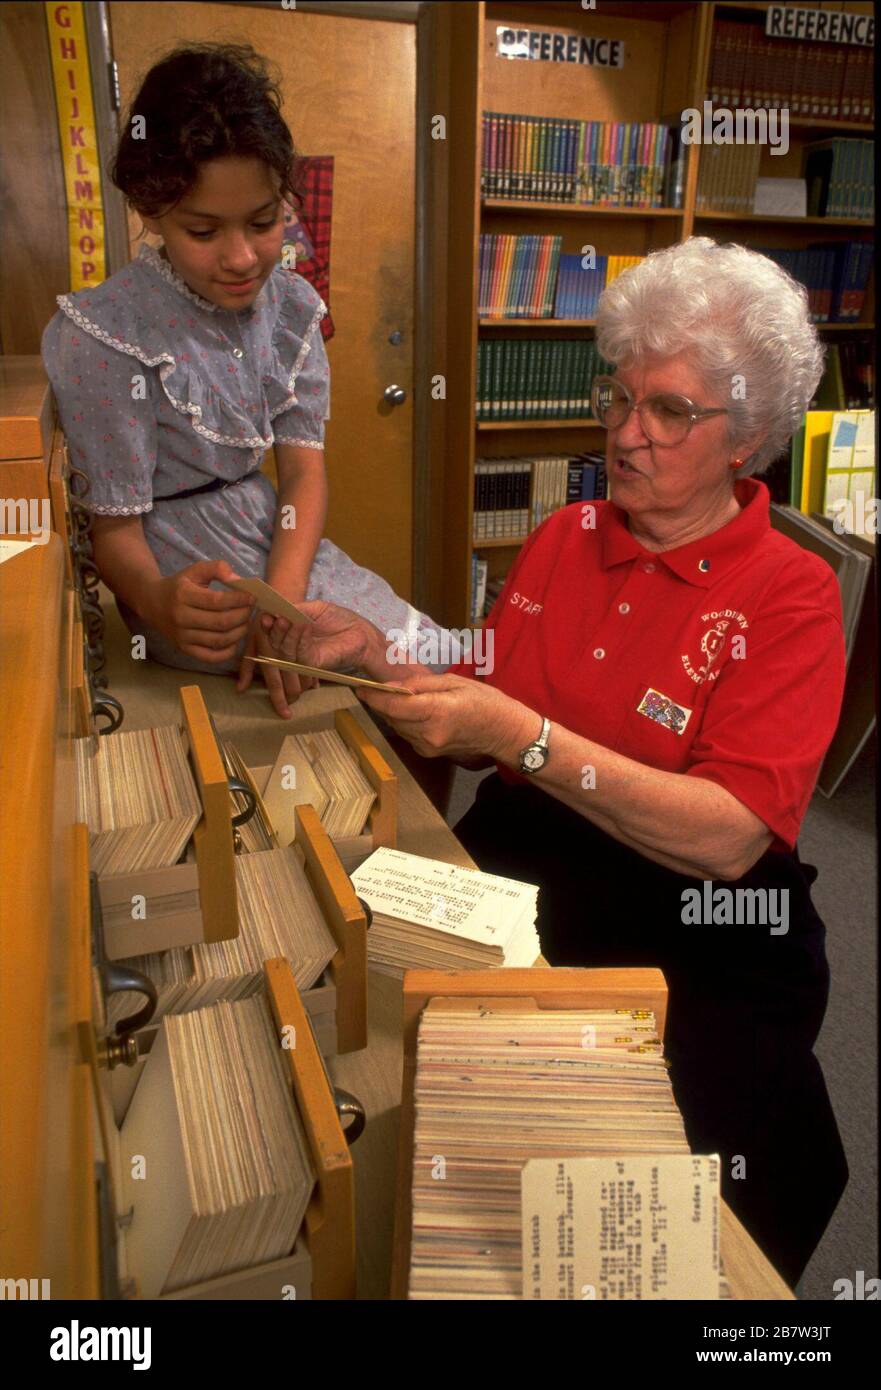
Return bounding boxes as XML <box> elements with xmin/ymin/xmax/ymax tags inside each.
<box><xmin>521</xmin><ymin>1154</ymin><xmax>721</xmax><ymax>1300</ymax></box>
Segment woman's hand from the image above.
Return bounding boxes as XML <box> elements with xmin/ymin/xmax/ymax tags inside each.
<box><xmin>356</xmin><ymin>672</ymin><xmax>536</xmax><ymax>763</ymax></box>
<box><xmin>145</xmin><ymin>559</ymin><xmax>254</xmax><ymax>663</ymax></box>
<box><xmin>270</xmin><ymin>599</ymin><xmax>395</xmax><ymax>681</ymax></box>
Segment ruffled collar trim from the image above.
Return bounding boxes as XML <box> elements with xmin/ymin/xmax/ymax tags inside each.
<box><xmin>137</xmin><ymin>242</ymin><xmax>268</xmax><ymax>318</ymax></box>
<box><xmin>137</xmin><ymin>242</ymin><xmax>220</xmax><ymax>312</ymax></box>
<box><xmin>55</xmin><ymin>255</ymin><xmax>325</xmax><ymax>452</ymax></box>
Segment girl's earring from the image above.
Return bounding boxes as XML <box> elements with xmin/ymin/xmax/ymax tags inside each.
<box><xmin>730</xmin><ymin>458</ymin><xmax>744</xmax><ymax>470</ymax></box>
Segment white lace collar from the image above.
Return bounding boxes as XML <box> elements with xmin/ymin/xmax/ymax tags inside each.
<box><xmin>138</xmin><ymin>242</ymin><xmax>230</xmax><ymax>313</ymax></box>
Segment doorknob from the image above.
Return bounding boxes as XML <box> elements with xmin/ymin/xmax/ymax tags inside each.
<box><xmin>384</xmin><ymin>384</ymin><xmax>407</xmax><ymax>406</ymax></box>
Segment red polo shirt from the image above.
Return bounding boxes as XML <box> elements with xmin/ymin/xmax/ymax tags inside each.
<box><xmin>452</xmin><ymin>479</ymin><xmax>845</xmax><ymax>851</ymax></box>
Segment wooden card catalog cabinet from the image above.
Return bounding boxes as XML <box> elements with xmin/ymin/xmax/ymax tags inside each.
<box><xmin>0</xmin><ymin>542</ymin><xmax>359</xmax><ymax>1299</ymax></box>
<box><xmin>0</xmin><ymin>355</ymin><xmax>54</xmax><ymax>518</ymax></box>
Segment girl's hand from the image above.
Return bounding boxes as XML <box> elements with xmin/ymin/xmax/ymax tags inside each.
<box><xmin>355</xmin><ymin>672</ymin><xmax>535</xmax><ymax>764</ymax></box>
<box><xmin>272</xmin><ymin>600</ymin><xmax>392</xmax><ymax>680</ymax></box>
<box><xmin>237</xmin><ymin>620</ymin><xmax>315</xmax><ymax>718</ymax></box>
<box><xmin>146</xmin><ymin>559</ymin><xmax>254</xmax><ymax>663</ymax></box>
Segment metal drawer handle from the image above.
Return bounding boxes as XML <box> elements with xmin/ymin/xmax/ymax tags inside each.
<box><xmin>333</xmin><ymin>1087</ymin><xmax>365</xmax><ymax>1147</ymax></box>
<box><xmin>93</xmin><ymin>693</ymin><xmax>124</xmax><ymax>734</ymax></box>
<box><xmin>101</xmin><ymin>961</ymin><xmax>158</xmax><ymax>1039</ymax></box>
<box><xmin>227</xmin><ymin>775</ymin><xmax>257</xmax><ymax>828</ymax></box>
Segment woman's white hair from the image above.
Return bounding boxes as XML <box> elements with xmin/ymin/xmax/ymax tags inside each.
<box><xmin>595</xmin><ymin>237</ymin><xmax>825</xmax><ymax>476</ymax></box>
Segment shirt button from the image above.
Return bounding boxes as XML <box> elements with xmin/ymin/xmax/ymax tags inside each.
<box><xmin>593</xmin><ymin>647</ymin><xmax>605</xmax><ymax>660</ymax></box>
<box><xmin>233</xmin><ymin>348</ymin><xmax>244</xmax><ymax>359</ymax></box>
<box><xmin>618</xmin><ymin>602</ymin><xmax>630</xmax><ymax>614</ymax></box>
<box><xmin>643</xmin><ymin>562</ymin><xmax>656</xmax><ymax>573</ymax></box>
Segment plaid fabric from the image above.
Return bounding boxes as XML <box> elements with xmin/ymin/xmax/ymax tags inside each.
<box><xmin>286</xmin><ymin>155</ymin><xmax>335</xmax><ymax>340</ymax></box>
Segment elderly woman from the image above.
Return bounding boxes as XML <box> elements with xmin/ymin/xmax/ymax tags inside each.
<box><xmin>271</xmin><ymin>237</ymin><xmax>848</xmax><ymax>1286</ymax></box>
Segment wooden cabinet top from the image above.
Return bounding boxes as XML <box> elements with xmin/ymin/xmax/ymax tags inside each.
<box><xmin>0</xmin><ymin>356</ymin><xmax>54</xmax><ymax>462</ymax></box>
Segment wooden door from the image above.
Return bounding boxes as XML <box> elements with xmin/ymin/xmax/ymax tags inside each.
<box><xmin>108</xmin><ymin>2</ymin><xmax>416</xmax><ymax>598</ymax></box>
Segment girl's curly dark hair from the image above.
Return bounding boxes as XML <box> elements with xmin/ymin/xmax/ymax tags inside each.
<box><xmin>111</xmin><ymin>42</ymin><xmax>302</xmax><ymax>217</ymax></box>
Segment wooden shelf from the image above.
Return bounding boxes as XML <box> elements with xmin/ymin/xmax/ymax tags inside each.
<box><xmin>488</xmin><ymin>0</ymin><xmax>699</xmax><ymax>19</ymax></box>
<box><xmin>483</xmin><ymin>199</ymin><xmax>683</xmax><ymax>218</ymax></box>
<box><xmin>787</xmin><ymin>116</ymin><xmax>875</xmax><ymax>135</ymax></box>
<box><xmin>478</xmin><ymin>317</ymin><xmax>597</xmax><ymax>328</ymax></box>
<box><xmin>816</xmin><ymin>323</ymin><xmax>875</xmax><ymax>332</ymax></box>
<box><xmin>476</xmin><ymin>418</ymin><xmax>603</xmax><ymax>431</ymax></box>
<box><xmin>695</xmin><ymin>210</ymin><xmax>874</xmax><ymax>228</ymax></box>
<box><xmin>473</xmin><ymin>536</ymin><xmax>528</xmax><ymax>549</ymax></box>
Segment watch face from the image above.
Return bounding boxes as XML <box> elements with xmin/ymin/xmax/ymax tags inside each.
<box><xmin>522</xmin><ymin>746</ymin><xmax>546</xmax><ymax>771</ymax></box>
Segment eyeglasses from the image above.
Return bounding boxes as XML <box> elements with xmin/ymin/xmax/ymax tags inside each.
<box><xmin>590</xmin><ymin>375</ymin><xmax>730</xmax><ymax>446</ymax></box>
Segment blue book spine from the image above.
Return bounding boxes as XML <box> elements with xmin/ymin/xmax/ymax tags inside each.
<box><xmin>580</xmin><ymin>463</ymin><xmax>598</xmax><ymax>500</ymax></box>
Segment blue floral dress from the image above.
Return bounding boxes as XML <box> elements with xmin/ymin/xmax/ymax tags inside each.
<box><xmin>42</xmin><ymin>242</ymin><xmax>433</xmax><ymax>672</ymax></box>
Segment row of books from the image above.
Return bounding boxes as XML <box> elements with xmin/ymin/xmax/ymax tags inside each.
<box><xmin>759</xmin><ymin>241</ymin><xmax>874</xmax><ymax>323</ymax></box>
<box><xmin>473</xmin><ymin>451</ymin><xmax>608</xmax><ymax>541</ymax></box>
<box><xmin>481</xmin><ymin>113</ymin><xmax>675</xmax><ymax>207</ymax></box>
<box><xmin>479</xmin><ymin>235</ymin><xmax>560</xmax><ymax>318</ymax></box>
<box><xmin>707</xmin><ymin>19</ymin><xmax>874</xmax><ymax>121</ymax></box>
<box><xmin>476</xmin><ymin>338</ymin><xmax>611</xmax><ymax>422</ymax></box>
<box><xmin>695</xmin><ymin>142</ymin><xmax>762</xmax><ymax>215</ymax></box>
<box><xmin>804</xmin><ymin>140</ymin><xmax>874</xmax><ymax>221</ymax></box>
<box><xmin>695</xmin><ymin>139</ymin><xmax>874</xmax><ymax>220</ymax></box>
<box><xmin>478</xmin><ymin>237</ymin><xmax>643</xmax><ymax>320</ymax></box>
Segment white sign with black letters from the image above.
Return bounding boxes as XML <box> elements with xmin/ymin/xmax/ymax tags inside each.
<box><xmin>765</xmin><ymin>6</ymin><xmax>874</xmax><ymax>46</ymax></box>
<box><xmin>496</xmin><ymin>26</ymin><xmax>625</xmax><ymax>68</ymax></box>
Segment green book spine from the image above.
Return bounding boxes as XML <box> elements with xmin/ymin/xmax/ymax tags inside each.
<box><xmin>501</xmin><ymin>338</ymin><xmax>513</xmax><ymax>420</ymax></box>
<box><xmin>566</xmin><ymin>340</ymin><xmax>578</xmax><ymax>418</ymax></box>
<box><xmin>545</xmin><ymin>341</ymin><xmax>557</xmax><ymax>420</ymax></box>
<box><xmin>491</xmin><ymin>339</ymin><xmax>502</xmax><ymax>421</ymax></box>
<box><xmin>527</xmin><ymin>340</ymin><xmax>539</xmax><ymax>421</ymax></box>
<box><xmin>476</xmin><ymin>340</ymin><xmax>484</xmax><ymax>420</ymax></box>
<box><xmin>532</xmin><ymin>340</ymin><xmax>544</xmax><ymax>420</ymax></box>
<box><xmin>545</xmin><ymin>341</ymin><xmax>557</xmax><ymax>419</ymax></box>
<box><xmin>551</xmin><ymin>340</ymin><xmax>563</xmax><ymax>420</ymax></box>
<box><xmin>560</xmin><ymin>340</ymin><xmax>571</xmax><ymax>419</ymax></box>
<box><xmin>511</xmin><ymin>339</ymin><xmax>523</xmax><ymax>420</ymax></box>
<box><xmin>520</xmin><ymin>339</ymin><xmax>531</xmax><ymax>420</ymax></box>
<box><xmin>516</xmin><ymin>339</ymin><xmax>530</xmax><ymax>419</ymax></box>
<box><xmin>575</xmin><ymin>340</ymin><xmax>589</xmax><ymax>417</ymax></box>
<box><xmin>558</xmin><ymin>340</ymin><xmax>570</xmax><ymax>418</ymax></box>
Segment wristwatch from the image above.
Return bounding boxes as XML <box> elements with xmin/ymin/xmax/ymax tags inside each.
<box><xmin>518</xmin><ymin>716</ymin><xmax>552</xmax><ymax>775</ymax></box>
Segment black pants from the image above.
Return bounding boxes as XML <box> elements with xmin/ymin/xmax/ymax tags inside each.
<box><xmin>455</xmin><ymin>773</ymin><xmax>849</xmax><ymax>1289</ymax></box>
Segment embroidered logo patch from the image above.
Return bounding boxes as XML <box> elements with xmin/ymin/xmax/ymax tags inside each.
<box><xmin>637</xmin><ymin>687</ymin><xmax>693</xmax><ymax>736</ymax></box>
<box><xmin>681</xmin><ymin>607</ymin><xmax>749</xmax><ymax>685</ymax></box>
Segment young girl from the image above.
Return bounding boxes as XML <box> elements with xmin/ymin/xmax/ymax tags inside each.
<box><xmin>42</xmin><ymin>42</ymin><xmax>435</xmax><ymax>718</ymax></box>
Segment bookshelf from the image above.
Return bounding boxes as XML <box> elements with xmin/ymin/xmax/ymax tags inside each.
<box><xmin>432</xmin><ymin>0</ymin><xmax>875</xmax><ymax>627</ymax></box>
